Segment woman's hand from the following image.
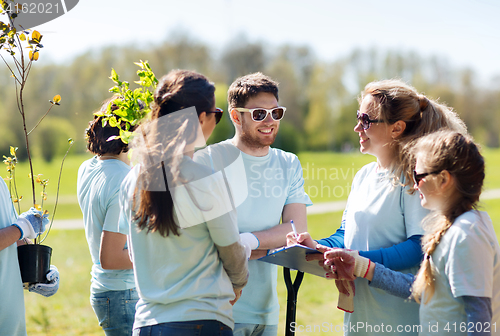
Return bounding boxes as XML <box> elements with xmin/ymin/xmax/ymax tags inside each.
<box><xmin>321</xmin><ymin>247</ymin><xmax>356</xmax><ymax>281</ymax></box>
<box><xmin>230</xmin><ymin>288</ymin><xmax>242</xmax><ymax>305</ymax></box>
<box><xmin>306</xmin><ymin>246</ymin><xmax>357</xmax><ymax>281</ymax></box>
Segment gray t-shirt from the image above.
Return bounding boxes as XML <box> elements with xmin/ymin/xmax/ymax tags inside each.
<box><xmin>420</xmin><ymin>210</ymin><xmax>500</xmax><ymax>335</ymax></box>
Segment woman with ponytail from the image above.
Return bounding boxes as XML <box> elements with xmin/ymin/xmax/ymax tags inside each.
<box><xmin>119</xmin><ymin>69</ymin><xmax>248</xmax><ymax>336</ymax></box>
<box><xmin>78</xmin><ymin>98</ymin><xmax>138</xmax><ymax>336</ymax></box>
<box><xmin>288</xmin><ymin>79</ymin><xmax>467</xmax><ymax>334</ymax></box>
<box><xmin>322</xmin><ymin>130</ymin><xmax>499</xmax><ymax>335</ymax></box>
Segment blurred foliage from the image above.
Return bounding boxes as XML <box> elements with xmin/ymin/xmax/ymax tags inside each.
<box><xmin>36</xmin><ymin>117</ymin><xmax>75</xmax><ymax>162</ymax></box>
<box><xmin>208</xmin><ymin>82</ymin><xmax>234</xmax><ymax>145</ymax></box>
<box><xmin>1</xmin><ymin>35</ymin><xmax>500</xmax><ymax>162</ymax></box>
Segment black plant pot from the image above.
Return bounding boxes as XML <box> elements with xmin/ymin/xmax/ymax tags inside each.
<box><xmin>17</xmin><ymin>244</ymin><xmax>52</xmax><ymax>285</ymax></box>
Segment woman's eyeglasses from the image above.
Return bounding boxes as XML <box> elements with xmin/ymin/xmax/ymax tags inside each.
<box><xmin>234</xmin><ymin>107</ymin><xmax>286</xmax><ymax>122</ymax></box>
<box><xmin>207</xmin><ymin>108</ymin><xmax>224</xmax><ymax>124</ymax></box>
<box><xmin>356</xmin><ymin>110</ymin><xmax>383</xmax><ymax>130</ymax></box>
<box><xmin>413</xmin><ymin>170</ymin><xmax>442</xmax><ymax>185</ymax></box>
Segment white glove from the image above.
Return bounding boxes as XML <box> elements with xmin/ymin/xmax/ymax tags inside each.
<box><xmin>239</xmin><ymin>232</ymin><xmax>259</xmax><ymax>260</ymax></box>
<box><xmin>12</xmin><ymin>207</ymin><xmax>49</xmax><ymax>240</ymax></box>
<box><xmin>29</xmin><ymin>265</ymin><xmax>59</xmax><ymax>297</ymax></box>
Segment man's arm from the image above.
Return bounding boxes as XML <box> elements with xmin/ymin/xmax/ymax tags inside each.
<box><xmin>252</xmin><ymin>203</ymin><xmax>307</xmax><ymax>250</ymax></box>
<box><xmin>0</xmin><ymin>225</ymin><xmax>21</xmax><ymax>251</ymax></box>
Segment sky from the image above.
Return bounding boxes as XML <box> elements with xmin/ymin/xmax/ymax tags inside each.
<box><xmin>27</xmin><ymin>0</ymin><xmax>500</xmax><ymax>83</ymax></box>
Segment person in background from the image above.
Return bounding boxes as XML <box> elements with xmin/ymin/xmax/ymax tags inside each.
<box><xmin>288</xmin><ymin>79</ymin><xmax>467</xmax><ymax>335</ymax></box>
<box><xmin>77</xmin><ymin>99</ymin><xmax>137</xmax><ymax>336</ymax></box>
<box><xmin>120</xmin><ymin>69</ymin><xmax>248</xmax><ymax>336</ymax></box>
<box><xmin>194</xmin><ymin>72</ymin><xmax>312</xmax><ymax>336</ymax></box>
<box><xmin>315</xmin><ymin>130</ymin><xmax>499</xmax><ymax>335</ymax></box>
<box><xmin>0</xmin><ymin>196</ymin><xmax>57</xmax><ymax>335</ymax></box>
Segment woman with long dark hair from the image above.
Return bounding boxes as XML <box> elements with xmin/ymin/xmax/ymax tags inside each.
<box><xmin>120</xmin><ymin>70</ymin><xmax>248</xmax><ymax>336</ymax></box>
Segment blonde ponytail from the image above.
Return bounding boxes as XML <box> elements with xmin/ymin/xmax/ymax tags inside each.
<box><xmin>412</xmin><ymin>214</ymin><xmax>452</xmax><ymax>303</ymax></box>
<box><xmin>361</xmin><ymin>79</ymin><xmax>467</xmax><ymax>191</ymax></box>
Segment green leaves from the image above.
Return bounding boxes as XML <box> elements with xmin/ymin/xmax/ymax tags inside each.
<box><xmin>107</xmin><ymin>116</ymin><xmax>118</xmax><ymax>127</ymax></box>
<box><xmin>99</xmin><ymin>60</ymin><xmax>157</xmax><ymax>143</ymax></box>
<box><xmin>110</xmin><ymin>68</ymin><xmax>119</xmax><ymax>82</ymax></box>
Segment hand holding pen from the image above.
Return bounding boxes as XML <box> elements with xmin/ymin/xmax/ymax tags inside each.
<box><xmin>286</xmin><ymin>220</ymin><xmax>318</xmax><ymax>249</ymax></box>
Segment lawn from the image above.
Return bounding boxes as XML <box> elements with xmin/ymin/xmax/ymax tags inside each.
<box><xmin>3</xmin><ymin>153</ymin><xmax>93</xmax><ymax>220</ymax></box>
<box><xmin>25</xmin><ymin>199</ymin><xmax>500</xmax><ymax>336</ymax></box>
<box><xmin>15</xmin><ymin>149</ymin><xmax>500</xmax><ymax>335</ymax></box>
<box><xmin>7</xmin><ymin>147</ymin><xmax>500</xmax><ymax>220</ymax></box>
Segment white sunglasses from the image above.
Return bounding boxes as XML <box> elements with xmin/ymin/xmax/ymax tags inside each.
<box><xmin>234</xmin><ymin>107</ymin><xmax>286</xmax><ymax>122</ymax></box>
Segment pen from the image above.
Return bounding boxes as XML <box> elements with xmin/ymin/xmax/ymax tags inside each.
<box><xmin>290</xmin><ymin>220</ymin><xmax>298</xmax><ymax>239</ymax></box>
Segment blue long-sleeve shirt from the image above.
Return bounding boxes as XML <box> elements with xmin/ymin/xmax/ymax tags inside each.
<box><xmin>370</xmin><ymin>263</ymin><xmax>492</xmax><ymax>336</ymax></box>
<box><xmin>316</xmin><ymin>224</ymin><xmax>423</xmax><ymax>271</ymax></box>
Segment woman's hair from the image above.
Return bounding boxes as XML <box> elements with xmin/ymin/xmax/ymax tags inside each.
<box><xmin>360</xmin><ymin>79</ymin><xmax>467</xmax><ymax>190</ymax></box>
<box><xmin>410</xmin><ymin>130</ymin><xmax>485</xmax><ymax>303</ymax></box>
<box><xmin>133</xmin><ymin>69</ymin><xmax>215</xmax><ymax>237</ymax></box>
<box><xmin>85</xmin><ymin>97</ymin><xmax>131</xmax><ymax>155</ymax></box>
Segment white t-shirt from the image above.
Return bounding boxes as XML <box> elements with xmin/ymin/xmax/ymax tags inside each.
<box><xmin>120</xmin><ymin>156</ymin><xmax>241</xmax><ymax>330</ymax></box>
<box><xmin>0</xmin><ymin>178</ymin><xmax>27</xmax><ymax>336</ymax></box>
<box><xmin>77</xmin><ymin>157</ymin><xmax>135</xmax><ymax>293</ymax></box>
<box><xmin>420</xmin><ymin>210</ymin><xmax>500</xmax><ymax>335</ymax></box>
<box><xmin>194</xmin><ymin>140</ymin><xmax>313</xmax><ymax>325</ymax></box>
<box><xmin>343</xmin><ymin>162</ymin><xmax>428</xmax><ymax>335</ymax></box>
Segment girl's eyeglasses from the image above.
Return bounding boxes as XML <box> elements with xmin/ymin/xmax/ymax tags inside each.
<box><xmin>413</xmin><ymin>170</ymin><xmax>442</xmax><ymax>185</ymax></box>
<box><xmin>357</xmin><ymin>110</ymin><xmax>384</xmax><ymax>130</ymax></box>
<box><xmin>234</xmin><ymin>107</ymin><xmax>286</xmax><ymax>122</ymax></box>
<box><xmin>207</xmin><ymin>108</ymin><xmax>224</xmax><ymax>124</ymax></box>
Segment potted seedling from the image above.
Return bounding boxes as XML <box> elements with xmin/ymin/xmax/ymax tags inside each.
<box><xmin>0</xmin><ymin>0</ymin><xmax>73</xmax><ymax>285</ymax></box>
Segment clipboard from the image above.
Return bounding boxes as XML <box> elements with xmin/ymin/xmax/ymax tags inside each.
<box><xmin>259</xmin><ymin>244</ymin><xmax>326</xmax><ymax>278</ymax></box>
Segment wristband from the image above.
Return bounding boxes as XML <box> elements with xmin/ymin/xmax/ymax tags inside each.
<box><xmin>11</xmin><ymin>223</ymin><xmax>24</xmax><ymax>240</ymax></box>
<box><xmin>240</xmin><ymin>232</ymin><xmax>259</xmax><ymax>250</ymax></box>
<box><xmin>344</xmin><ymin>250</ymin><xmax>371</xmax><ymax>278</ymax></box>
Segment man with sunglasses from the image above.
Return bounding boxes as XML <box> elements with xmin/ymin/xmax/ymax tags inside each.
<box><xmin>194</xmin><ymin>72</ymin><xmax>311</xmax><ymax>336</ymax></box>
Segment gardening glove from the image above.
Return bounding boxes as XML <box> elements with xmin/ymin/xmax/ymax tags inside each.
<box><xmin>336</xmin><ymin>279</ymin><xmax>355</xmax><ymax>313</ymax></box>
<box><xmin>12</xmin><ymin>208</ymin><xmax>49</xmax><ymax>240</ymax></box>
<box><xmin>239</xmin><ymin>232</ymin><xmax>259</xmax><ymax>260</ymax></box>
<box><xmin>29</xmin><ymin>265</ymin><xmax>59</xmax><ymax>297</ymax></box>
<box><xmin>327</xmin><ymin>249</ymin><xmax>371</xmax><ymax>313</ymax></box>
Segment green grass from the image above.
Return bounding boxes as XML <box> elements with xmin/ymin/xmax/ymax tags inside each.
<box><xmin>24</xmin><ymin>230</ymin><xmax>102</xmax><ymax>335</ymax></box>
<box><xmin>298</xmin><ymin>152</ymin><xmax>375</xmax><ymax>203</ymax></box>
<box><xmin>18</xmin><ymin>150</ymin><xmax>500</xmax><ymax>335</ymax></box>
<box><xmin>3</xmin><ymin>153</ymin><xmax>92</xmax><ymax>219</ymax></box>
<box><xmin>299</xmin><ymin>147</ymin><xmax>500</xmax><ymax>204</ymax></box>
<box><xmin>483</xmin><ymin>147</ymin><xmax>500</xmax><ymax>191</ymax></box>
<box><xmin>5</xmin><ymin>148</ymin><xmax>500</xmax><ymax>220</ymax></box>
<box><xmin>25</xmin><ymin>201</ymin><xmax>500</xmax><ymax>336</ymax></box>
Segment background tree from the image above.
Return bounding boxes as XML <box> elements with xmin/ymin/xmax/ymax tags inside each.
<box><xmin>0</xmin><ymin>37</ymin><xmax>499</xmax><ymax>159</ymax></box>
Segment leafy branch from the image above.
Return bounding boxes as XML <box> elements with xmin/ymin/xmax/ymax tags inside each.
<box><xmin>0</xmin><ymin>0</ymin><xmax>50</xmax><ymax>206</ymax></box>
<box><xmin>3</xmin><ymin>146</ymin><xmax>21</xmax><ymax>214</ymax></box>
<box><xmin>94</xmin><ymin>60</ymin><xmax>158</xmax><ymax>144</ymax></box>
